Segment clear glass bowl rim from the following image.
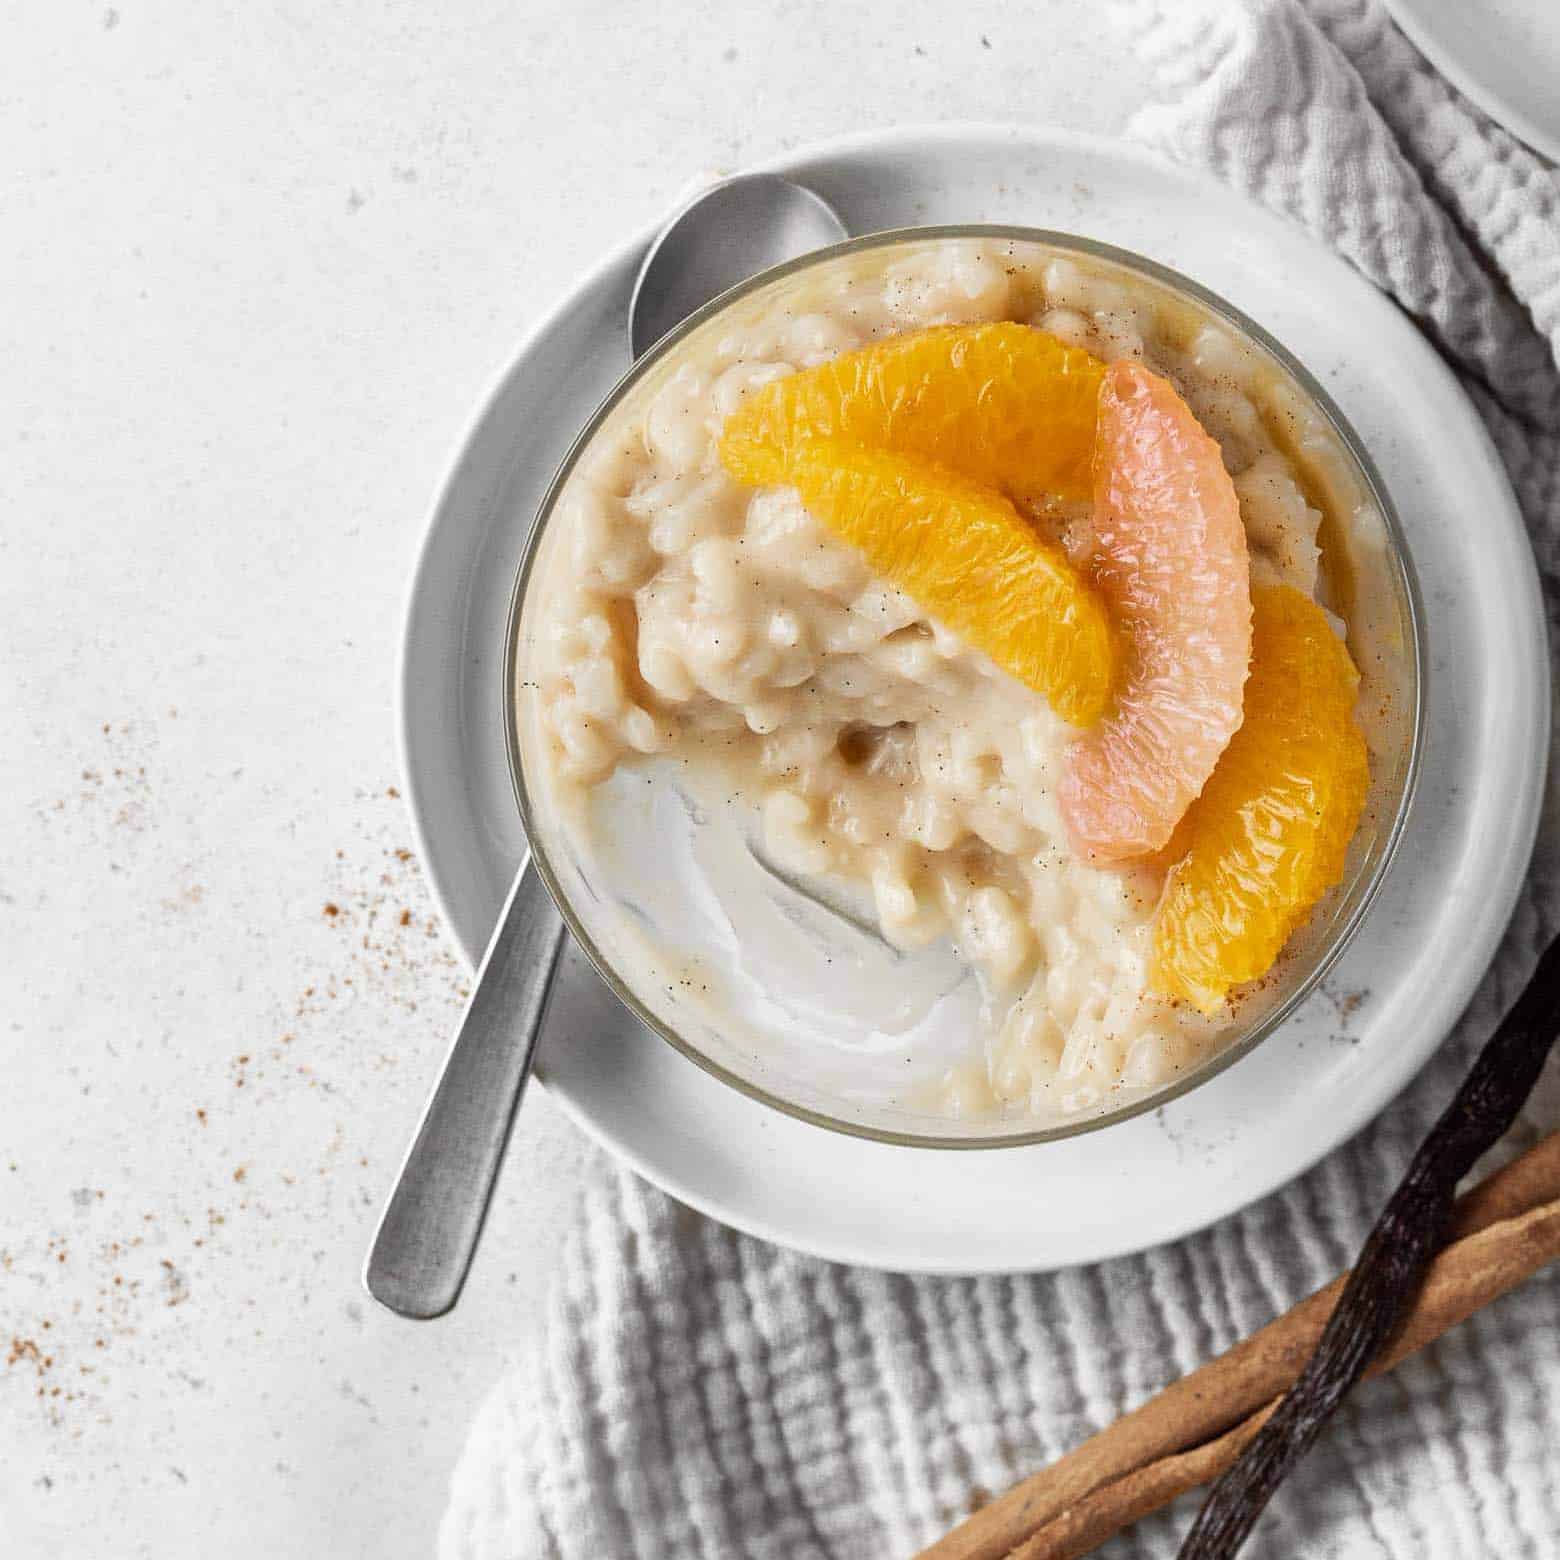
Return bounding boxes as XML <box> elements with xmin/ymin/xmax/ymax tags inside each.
<box><xmin>502</xmin><ymin>223</ymin><xmax>1429</xmax><ymax>1150</ymax></box>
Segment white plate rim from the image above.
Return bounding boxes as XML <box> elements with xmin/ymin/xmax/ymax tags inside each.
<box><xmin>1382</xmin><ymin>0</ymin><xmax>1560</xmax><ymax>164</ymax></box>
<box><xmin>397</xmin><ymin>122</ymin><xmax>1549</xmax><ymax>1273</ymax></box>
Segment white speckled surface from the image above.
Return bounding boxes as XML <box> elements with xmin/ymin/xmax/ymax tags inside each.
<box><xmin>0</xmin><ymin>4</ymin><xmax>1149</xmax><ymax>1556</ymax></box>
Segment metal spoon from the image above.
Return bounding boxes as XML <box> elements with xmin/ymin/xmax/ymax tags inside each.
<box><xmin>628</xmin><ymin>173</ymin><xmax>849</xmax><ymax>357</ymax></box>
<box><xmin>364</xmin><ymin>174</ymin><xmax>848</xmax><ymax>1319</ymax></box>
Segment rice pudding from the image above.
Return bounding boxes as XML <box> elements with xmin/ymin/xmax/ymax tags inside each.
<box><xmin>512</xmin><ymin>236</ymin><xmax>1408</xmax><ymax>1128</ymax></box>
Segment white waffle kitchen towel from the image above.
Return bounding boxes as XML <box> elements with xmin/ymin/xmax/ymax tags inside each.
<box><xmin>441</xmin><ymin>3</ymin><xmax>1560</xmax><ymax>1555</ymax></box>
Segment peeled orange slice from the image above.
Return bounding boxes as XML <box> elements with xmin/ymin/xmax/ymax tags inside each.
<box><xmin>1152</xmin><ymin>584</ymin><xmax>1369</xmax><ymax>1013</ymax></box>
<box><xmin>1059</xmin><ymin>360</ymin><xmax>1253</xmax><ymax>861</ymax></box>
<box><xmin>781</xmin><ymin>441</ymin><xmax>1116</xmax><ymax>727</ymax></box>
<box><xmin>720</xmin><ymin>322</ymin><xmax>1105</xmax><ymax>504</ymax></box>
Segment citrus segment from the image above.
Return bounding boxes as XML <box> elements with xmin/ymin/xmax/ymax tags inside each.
<box><xmin>1059</xmin><ymin>360</ymin><xmax>1253</xmax><ymax>861</ymax></box>
<box><xmin>1152</xmin><ymin>584</ymin><xmax>1369</xmax><ymax>1013</ymax></box>
<box><xmin>781</xmin><ymin>441</ymin><xmax>1116</xmax><ymax>727</ymax></box>
<box><xmin>720</xmin><ymin>323</ymin><xmax>1105</xmax><ymax>503</ymax></box>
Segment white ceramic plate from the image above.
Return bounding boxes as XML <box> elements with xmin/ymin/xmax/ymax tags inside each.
<box><xmin>1384</xmin><ymin>0</ymin><xmax>1560</xmax><ymax>164</ymax></box>
<box><xmin>400</xmin><ymin>125</ymin><xmax>1547</xmax><ymax>1274</ymax></box>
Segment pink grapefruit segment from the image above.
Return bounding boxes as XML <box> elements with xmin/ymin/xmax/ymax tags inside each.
<box><xmin>1059</xmin><ymin>360</ymin><xmax>1253</xmax><ymax>861</ymax></box>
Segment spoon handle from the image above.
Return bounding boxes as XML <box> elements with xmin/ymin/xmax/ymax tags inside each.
<box><xmin>364</xmin><ymin>855</ymin><xmax>567</xmax><ymax>1319</ymax></box>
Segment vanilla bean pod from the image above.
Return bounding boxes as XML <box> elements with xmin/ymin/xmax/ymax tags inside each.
<box><xmin>1179</xmin><ymin>930</ymin><xmax>1560</xmax><ymax>1558</ymax></box>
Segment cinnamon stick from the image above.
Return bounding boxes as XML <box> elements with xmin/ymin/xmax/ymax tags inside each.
<box><xmin>919</xmin><ymin>1132</ymin><xmax>1560</xmax><ymax>1560</ymax></box>
<box><xmin>1008</xmin><ymin>1199</ymin><xmax>1560</xmax><ymax>1560</ymax></box>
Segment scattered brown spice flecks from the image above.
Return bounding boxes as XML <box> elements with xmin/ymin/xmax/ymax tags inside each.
<box><xmin>8</xmin><ymin>1337</ymin><xmax>43</xmax><ymax>1370</ymax></box>
<box><xmin>15</xmin><ymin>781</ymin><xmax>471</xmax><ymax>1437</ymax></box>
<box><xmin>160</xmin><ymin>1260</ymin><xmax>190</xmax><ymax>1307</ymax></box>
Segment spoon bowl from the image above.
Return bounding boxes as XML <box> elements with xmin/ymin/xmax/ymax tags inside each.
<box><xmin>628</xmin><ymin>173</ymin><xmax>849</xmax><ymax>358</ymax></box>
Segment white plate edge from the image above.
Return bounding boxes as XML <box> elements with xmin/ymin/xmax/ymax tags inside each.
<box><xmin>395</xmin><ymin>123</ymin><xmax>1552</xmax><ymax>1273</ymax></box>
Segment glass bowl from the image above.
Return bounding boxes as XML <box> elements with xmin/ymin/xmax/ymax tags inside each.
<box><xmin>503</xmin><ymin>226</ymin><xmax>1426</xmax><ymax>1148</ymax></box>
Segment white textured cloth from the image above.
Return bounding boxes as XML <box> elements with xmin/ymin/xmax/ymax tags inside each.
<box><xmin>442</xmin><ymin>4</ymin><xmax>1560</xmax><ymax>1555</ymax></box>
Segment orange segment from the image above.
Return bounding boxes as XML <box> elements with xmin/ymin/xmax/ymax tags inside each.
<box><xmin>1060</xmin><ymin>360</ymin><xmax>1253</xmax><ymax>862</ymax></box>
<box><xmin>720</xmin><ymin>323</ymin><xmax>1105</xmax><ymax>503</ymax></box>
<box><xmin>781</xmin><ymin>441</ymin><xmax>1116</xmax><ymax>727</ymax></box>
<box><xmin>1152</xmin><ymin>584</ymin><xmax>1369</xmax><ymax>1013</ymax></box>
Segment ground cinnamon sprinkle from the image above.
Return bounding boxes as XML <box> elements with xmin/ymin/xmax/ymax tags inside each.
<box><xmin>8</xmin><ymin>1337</ymin><xmax>43</xmax><ymax>1369</ymax></box>
<box><xmin>14</xmin><ymin>782</ymin><xmax>460</xmax><ymax>1437</ymax></box>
